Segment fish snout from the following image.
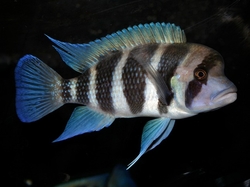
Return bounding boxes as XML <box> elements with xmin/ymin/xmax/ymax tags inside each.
<box><xmin>211</xmin><ymin>82</ymin><xmax>237</xmax><ymax>104</ymax></box>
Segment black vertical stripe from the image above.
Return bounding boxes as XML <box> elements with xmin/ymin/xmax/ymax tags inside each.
<box><xmin>157</xmin><ymin>44</ymin><xmax>189</xmax><ymax>113</ymax></box>
<box><xmin>95</xmin><ymin>51</ymin><xmax>122</xmax><ymax>113</ymax></box>
<box><xmin>62</xmin><ymin>79</ymin><xmax>72</xmax><ymax>103</ymax></box>
<box><xmin>76</xmin><ymin>69</ymin><xmax>90</xmax><ymax>105</ymax></box>
<box><xmin>122</xmin><ymin>44</ymin><xmax>159</xmax><ymax>114</ymax></box>
<box><xmin>185</xmin><ymin>51</ymin><xmax>220</xmax><ymax>107</ymax></box>
<box><xmin>185</xmin><ymin>79</ymin><xmax>202</xmax><ymax>108</ymax></box>
<box><xmin>197</xmin><ymin>51</ymin><xmax>221</xmax><ymax>72</ymax></box>
<box><xmin>122</xmin><ymin>57</ymin><xmax>146</xmax><ymax>114</ymax></box>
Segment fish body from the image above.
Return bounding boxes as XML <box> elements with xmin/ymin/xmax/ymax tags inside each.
<box><xmin>15</xmin><ymin>23</ymin><xmax>237</xmax><ymax>168</ymax></box>
<box><xmin>54</xmin><ymin>165</ymin><xmax>137</xmax><ymax>187</ymax></box>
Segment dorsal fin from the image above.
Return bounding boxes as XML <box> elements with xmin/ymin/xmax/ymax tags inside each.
<box><xmin>46</xmin><ymin>22</ymin><xmax>186</xmax><ymax>73</ymax></box>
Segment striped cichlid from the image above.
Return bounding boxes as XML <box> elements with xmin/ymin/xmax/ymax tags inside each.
<box><xmin>15</xmin><ymin>22</ymin><xmax>237</xmax><ymax>169</ymax></box>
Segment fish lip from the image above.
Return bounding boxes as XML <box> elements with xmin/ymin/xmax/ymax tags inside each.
<box><xmin>211</xmin><ymin>83</ymin><xmax>237</xmax><ymax>103</ymax></box>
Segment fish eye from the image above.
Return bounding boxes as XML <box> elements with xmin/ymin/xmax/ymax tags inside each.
<box><xmin>194</xmin><ymin>68</ymin><xmax>207</xmax><ymax>81</ymax></box>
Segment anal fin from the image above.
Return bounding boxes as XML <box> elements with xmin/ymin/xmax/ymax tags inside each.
<box><xmin>53</xmin><ymin>106</ymin><xmax>115</xmax><ymax>142</ymax></box>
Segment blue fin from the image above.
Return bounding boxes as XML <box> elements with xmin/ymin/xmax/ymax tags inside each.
<box><xmin>127</xmin><ymin>118</ymin><xmax>175</xmax><ymax>169</ymax></box>
<box><xmin>15</xmin><ymin>55</ymin><xmax>64</xmax><ymax>122</ymax></box>
<box><xmin>46</xmin><ymin>22</ymin><xmax>186</xmax><ymax>73</ymax></box>
<box><xmin>45</xmin><ymin>35</ymin><xmax>96</xmax><ymax>73</ymax></box>
<box><xmin>53</xmin><ymin>106</ymin><xmax>115</xmax><ymax>142</ymax></box>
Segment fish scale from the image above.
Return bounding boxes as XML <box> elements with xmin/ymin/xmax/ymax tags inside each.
<box><xmin>95</xmin><ymin>51</ymin><xmax>122</xmax><ymax>113</ymax></box>
<box><xmin>122</xmin><ymin>56</ymin><xmax>147</xmax><ymax>114</ymax></box>
<box><xmin>110</xmin><ymin>50</ymin><xmax>131</xmax><ymax>116</ymax></box>
<box><xmin>75</xmin><ymin>70</ymin><xmax>90</xmax><ymax>104</ymax></box>
<box><xmin>15</xmin><ymin>22</ymin><xmax>237</xmax><ymax>169</ymax></box>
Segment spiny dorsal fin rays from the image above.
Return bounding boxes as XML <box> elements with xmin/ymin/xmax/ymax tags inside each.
<box><xmin>154</xmin><ymin>23</ymin><xmax>167</xmax><ymax>42</ymax></box>
<box><xmin>46</xmin><ymin>22</ymin><xmax>186</xmax><ymax>73</ymax></box>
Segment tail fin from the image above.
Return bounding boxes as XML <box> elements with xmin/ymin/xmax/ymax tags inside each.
<box><xmin>15</xmin><ymin>55</ymin><xmax>64</xmax><ymax>122</ymax></box>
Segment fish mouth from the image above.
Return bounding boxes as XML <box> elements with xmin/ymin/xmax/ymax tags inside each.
<box><xmin>211</xmin><ymin>83</ymin><xmax>237</xmax><ymax>104</ymax></box>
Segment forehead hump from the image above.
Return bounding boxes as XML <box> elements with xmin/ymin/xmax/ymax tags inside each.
<box><xmin>182</xmin><ymin>44</ymin><xmax>224</xmax><ymax>69</ymax></box>
<box><xmin>198</xmin><ymin>51</ymin><xmax>223</xmax><ymax>70</ymax></box>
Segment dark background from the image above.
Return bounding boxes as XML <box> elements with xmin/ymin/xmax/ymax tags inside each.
<box><xmin>1</xmin><ymin>0</ymin><xmax>250</xmax><ymax>186</ymax></box>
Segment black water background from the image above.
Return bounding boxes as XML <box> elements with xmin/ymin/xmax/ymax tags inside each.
<box><xmin>1</xmin><ymin>0</ymin><xmax>250</xmax><ymax>186</ymax></box>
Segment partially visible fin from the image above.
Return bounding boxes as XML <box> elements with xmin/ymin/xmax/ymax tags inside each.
<box><xmin>15</xmin><ymin>55</ymin><xmax>64</xmax><ymax>122</ymax></box>
<box><xmin>54</xmin><ymin>165</ymin><xmax>137</xmax><ymax>187</ymax></box>
<box><xmin>46</xmin><ymin>22</ymin><xmax>186</xmax><ymax>73</ymax></box>
<box><xmin>127</xmin><ymin>118</ymin><xmax>175</xmax><ymax>169</ymax></box>
<box><xmin>108</xmin><ymin>165</ymin><xmax>137</xmax><ymax>187</ymax></box>
<box><xmin>53</xmin><ymin>106</ymin><xmax>115</xmax><ymax>142</ymax></box>
<box><xmin>54</xmin><ymin>173</ymin><xmax>109</xmax><ymax>187</ymax></box>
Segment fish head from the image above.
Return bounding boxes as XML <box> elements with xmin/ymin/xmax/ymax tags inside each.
<box><xmin>171</xmin><ymin>44</ymin><xmax>237</xmax><ymax>115</ymax></box>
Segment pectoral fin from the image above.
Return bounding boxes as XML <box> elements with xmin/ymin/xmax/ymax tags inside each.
<box><xmin>142</xmin><ymin>62</ymin><xmax>172</xmax><ymax>105</ymax></box>
<box><xmin>53</xmin><ymin>106</ymin><xmax>115</xmax><ymax>142</ymax></box>
<box><xmin>127</xmin><ymin>118</ymin><xmax>175</xmax><ymax>169</ymax></box>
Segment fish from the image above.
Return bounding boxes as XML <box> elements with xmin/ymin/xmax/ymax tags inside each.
<box><xmin>15</xmin><ymin>22</ymin><xmax>237</xmax><ymax>169</ymax></box>
<box><xmin>54</xmin><ymin>165</ymin><xmax>137</xmax><ymax>187</ymax></box>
